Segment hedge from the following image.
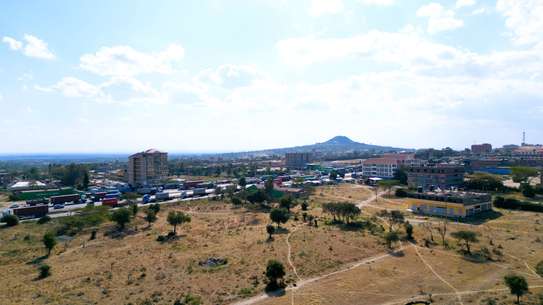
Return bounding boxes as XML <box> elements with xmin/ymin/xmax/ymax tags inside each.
<box><xmin>493</xmin><ymin>196</ymin><xmax>543</xmax><ymax>213</ymax></box>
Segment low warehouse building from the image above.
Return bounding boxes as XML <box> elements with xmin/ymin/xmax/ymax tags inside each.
<box><xmin>407</xmin><ymin>191</ymin><xmax>492</xmax><ymax>218</ymax></box>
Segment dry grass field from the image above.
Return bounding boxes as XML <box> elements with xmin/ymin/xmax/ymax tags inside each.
<box><xmin>1</xmin><ymin>184</ymin><xmax>543</xmax><ymax>305</ymax></box>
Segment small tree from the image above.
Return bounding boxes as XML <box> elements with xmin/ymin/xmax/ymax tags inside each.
<box><xmin>111</xmin><ymin>208</ymin><xmax>131</xmax><ymax>231</ymax></box>
<box><xmin>265</xmin><ymin>260</ymin><xmax>286</xmax><ymax>291</ymax></box>
<box><xmin>131</xmin><ymin>204</ymin><xmax>139</xmax><ymax>216</ymax></box>
<box><xmin>536</xmin><ymin>260</ymin><xmax>543</xmax><ymax>277</ymax></box>
<box><xmin>404</xmin><ymin>222</ymin><xmax>414</xmax><ymax>240</ymax></box>
<box><xmin>1</xmin><ymin>214</ymin><xmax>19</xmax><ymax>227</ymax></box>
<box><xmin>301</xmin><ymin>201</ymin><xmax>308</xmax><ymax>211</ymax></box>
<box><xmin>266</xmin><ymin>224</ymin><xmax>275</xmax><ymax>240</ymax></box>
<box><xmin>279</xmin><ymin>196</ymin><xmax>293</xmax><ymax>211</ymax></box>
<box><xmin>384</xmin><ymin>231</ymin><xmax>400</xmax><ymax>249</ymax></box>
<box><xmin>270</xmin><ymin>208</ymin><xmax>289</xmax><ymax>228</ymax></box>
<box><xmin>42</xmin><ymin>232</ymin><xmax>57</xmax><ymax>257</ymax></box>
<box><xmin>167</xmin><ymin>211</ymin><xmax>191</xmax><ymax>235</ymax></box>
<box><xmin>149</xmin><ymin>203</ymin><xmax>160</xmax><ymax>214</ymax></box>
<box><xmin>451</xmin><ymin>230</ymin><xmax>478</xmax><ymax>254</ymax></box>
<box><xmin>380</xmin><ymin>210</ymin><xmax>404</xmax><ymax>231</ymax></box>
<box><xmin>436</xmin><ymin>218</ymin><xmax>449</xmax><ymax>246</ymax></box>
<box><xmin>144</xmin><ymin>209</ymin><xmax>157</xmax><ymax>228</ymax></box>
<box><xmin>504</xmin><ymin>275</ymin><xmax>529</xmax><ymax>304</ymax></box>
<box><xmin>231</xmin><ymin>197</ymin><xmax>242</xmax><ymax>205</ymax></box>
<box><xmin>38</xmin><ymin>264</ymin><xmax>51</xmax><ymax>279</ymax></box>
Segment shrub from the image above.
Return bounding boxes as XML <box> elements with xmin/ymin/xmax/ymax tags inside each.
<box><xmin>536</xmin><ymin>260</ymin><xmax>543</xmax><ymax>278</ymax></box>
<box><xmin>110</xmin><ymin>208</ymin><xmax>131</xmax><ymax>230</ymax></box>
<box><xmin>37</xmin><ymin>215</ymin><xmax>51</xmax><ymax>224</ymax></box>
<box><xmin>38</xmin><ymin>264</ymin><xmax>51</xmax><ymax>279</ymax></box>
<box><xmin>395</xmin><ymin>189</ymin><xmax>408</xmax><ymax>197</ymax></box>
<box><xmin>493</xmin><ymin>196</ymin><xmax>543</xmax><ymax>213</ymax></box>
<box><xmin>1</xmin><ymin>214</ymin><xmax>19</xmax><ymax>227</ymax></box>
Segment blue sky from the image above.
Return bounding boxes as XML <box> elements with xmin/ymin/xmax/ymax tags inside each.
<box><xmin>0</xmin><ymin>0</ymin><xmax>542</xmax><ymax>153</ymax></box>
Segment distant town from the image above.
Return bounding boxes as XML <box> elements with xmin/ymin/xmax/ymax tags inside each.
<box><xmin>1</xmin><ymin>136</ymin><xmax>543</xmax><ymax>305</ymax></box>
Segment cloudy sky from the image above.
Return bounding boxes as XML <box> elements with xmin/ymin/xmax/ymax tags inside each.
<box><xmin>0</xmin><ymin>0</ymin><xmax>542</xmax><ymax>153</ymax></box>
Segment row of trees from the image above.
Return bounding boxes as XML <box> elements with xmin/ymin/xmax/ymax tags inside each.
<box><xmin>322</xmin><ymin>202</ymin><xmax>361</xmax><ymax>224</ymax></box>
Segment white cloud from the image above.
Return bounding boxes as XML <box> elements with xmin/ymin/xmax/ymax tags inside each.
<box><xmin>308</xmin><ymin>0</ymin><xmax>344</xmax><ymax>17</ymax></box>
<box><xmin>417</xmin><ymin>3</ymin><xmax>464</xmax><ymax>34</ymax></box>
<box><xmin>196</xmin><ymin>64</ymin><xmax>260</xmax><ymax>88</ymax></box>
<box><xmin>79</xmin><ymin>44</ymin><xmax>185</xmax><ymax>77</ymax></box>
<box><xmin>2</xmin><ymin>36</ymin><xmax>22</xmax><ymax>50</ymax></box>
<box><xmin>496</xmin><ymin>0</ymin><xmax>543</xmax><ymax>45</ymax></box>
<box><xmin>2</xmin><ymin>34</ymin><xmax>55</xmax><ymax>59</ymax></box>
<box><xmin>276</xmin><ymin>31</ymin><xmax>468</xmax><ymax>68</ymax></box>
<box><xmin>456</xmin><ymin>0</ymin><xmax>476</xmax><ymax>9</ymax></box>
<box><xmin>36</xmin><ymin>77</ymin><xmax>101</xmax><ymax>98</ymax></box>
<box><xmin>359</xmin><ymin>0</ymin><xmax>396</xmax><ymax>6</ymax></box>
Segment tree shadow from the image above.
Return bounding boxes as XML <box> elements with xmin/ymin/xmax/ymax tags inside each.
<box><xmin>264</xmin><ymin>287</ymin><xmax>286</xmax><ymax>297</ymax></box>
<box><xmin>273</xmin><ymin>227</ymin><xmax>290</xmax><ymax>235</ymax></box>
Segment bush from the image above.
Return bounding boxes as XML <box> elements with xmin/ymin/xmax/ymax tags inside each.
<box><xmin>493</xmin><ymin>196</ymin><xmax>543</xmax><ymax>213</ymax></box>
<box><xmin>37</xmin><ymin>215</ymin><xmax>51</xmax><ymax>224</ymax></box>
<box><xmin>38</xmin><ymin>264</ymin><xmax>51</xmax><ymax>279</ymax></box>
<box><xmin>395</xmin><ymin>189</ymin><xmax>408</xmax><ymax>197</ymax></box>
<box><xmin>1</xmin><ymin>214</ymin><xmax>19</xmax><ymax>227</ymax></box>
<box><xmin>536</xmin><ymin>260</ymin><xmax>543</xmax><ymax>277</ymax></box>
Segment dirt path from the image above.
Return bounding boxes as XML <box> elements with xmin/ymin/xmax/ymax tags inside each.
<box><xmin>286</xmin><ymin>227</ymin><xmax>302</xmax><ymax>282</ymax></box>
<box><xmin>230</xmin><ymin>246</ymin><xmax>404</xmax><ymax>305</ymax></box>
<box><xmin>412</xmin><ymin>243</ymin><xmax>464</xmax><ymax>305</ymax></box>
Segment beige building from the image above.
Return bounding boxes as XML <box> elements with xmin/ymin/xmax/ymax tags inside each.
<box><xmin>128</xmin><ymin>149</ymin><xmax>168</xmax><ymax>187</ymax></box>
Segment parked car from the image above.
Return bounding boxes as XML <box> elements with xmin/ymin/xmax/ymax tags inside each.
<box><xmin>53</xmin><ymin>204</ymin><xmax>65</xmax><ymax>209</ymax></box>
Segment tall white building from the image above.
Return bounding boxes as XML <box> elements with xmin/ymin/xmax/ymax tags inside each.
<box><xmin>127</xmin><ymin>149</ymin><xmax>168</xmax><ymax>187</ymax></box>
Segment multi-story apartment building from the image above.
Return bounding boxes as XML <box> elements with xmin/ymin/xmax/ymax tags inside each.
<box><xmin>407</xmin><ymin>164</ymin><xmax>465</xmax><ymax>191</ymax></box>
<box><xmin>127</xmin><ymin>149</ymin><xmax>168</xmax><ymax>187</ymax></box>
<box><xmin>285</xmin><ymin>152</ymin><xmax>313</xmax><ymax>170</ymax></box>
<box><xmin>471</xmin><ymin>143</ymin><xmax>492</xmax><ymax>154</ymax></box>
<box><xmin>362</xmin><ymin>153</ymin><xmax>421</xmax><ymax>178</ymax></box>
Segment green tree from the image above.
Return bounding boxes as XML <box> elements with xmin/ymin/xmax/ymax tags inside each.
<box><xmin>521</xmin><ymin>183</ymin><xmax>536</xmax><ymax>198</ymax></box>
<box><xmin>1</xmin><ymin>214</ymin><xmax>19</xmax><ymax>227</ymax></box>
<box><xmin>511</xmin><ymin>166</ymin><xmax>538</xmax><ymax>183</ymax></box>
<box><xmin>265</xmin><ymin>177</ymin><xmax>274</xmax><ymax>194</ymax></box>
<box><xmin>451</xmin><ymin>230</ymin><xmax>478</xmax><ymax>254</ymax></box>
<box><xmin>231</xmin><ymin>197</ymin><xmax>242</xmax><ymax>205</ymax></box>
<box><xmin>384</xmin><ymin>231</ymin><xmax>400</xmax><ymax>249</ymax></box>
<box><xmin>504</xmin><ymin>275</ymin><xmax>529</xmax><ymax>304</ymax></box>
<box><xmin>82</xmin><ymin>171</ymin><xmax>90</xmax><ymax>189</ymax></box>
<box><xmin>238</xmin><ymin>177</ymin><xmax>247</xmax><ymax>188</ymax></box>
<box><xmin>393</xmin><ymin>167</ymin><xmax>408</xmax><ymax>185</ymax></box>
<box><xmin>38</xmin><ymin>264</ymin><xmax>51</xmax><ymax>279</ymax></box>
<box><xmin>144</xmin><ymin>209</ymin><xmax>157</xmax><ymax>228</ymax></box>
<box><xmin>42</xmin><ymin>232</ymin><xmax>57</xmax><ymax>256</ymax></box>
<box><xmin>265</xmin><ymin>260</ymin><xmax>286</xmax><ymax>291</ymax></box>
<box><xmin>167</xmin><ymin>211</ymin><xmax>191</xmax><ymax>235</ymax></box>
<box><xmin>149</xmin><ymin>203</ymin><xmax>160</xmax><ymax>214</ymax></box>
<box><xmin>378</xmin><ymin>180</ymin><xmax>400</xmax><ymax>195</ymax></box>
<box><xmin>536</xmin><ymin>260</ymin><xmax>543</xmax><ymax>277</ymax></box>
<box><xmin>270</xmin><ymin>208</ymin><xmax>289</xmax><ymax>228</ymax></box>
<box><xmin>279</xmin><ymin>196</ymin><xmax>293</xmax><ymax>211</ymax></box>
<box><xmin>110</xmin><ymin>208</ymin><xmax>131</xmax><ymax>230</ymax></box>
<box><xmin>301</xmin><ymin>201</ymin><xmax>308</xmax><ymax>211</ymax></box>
<box><xmin>131</xmin><ymin>203</ymin><xmax>139</xmax><ymax>216</ymax></box>
<box><xmin>379</xmin><ymin>210</ymin><xmax>404</xmax><ymax>231</ymax></box>
<box><xmin>266</xmin><ymin>224</ymin><xmax>275</xmax><ymax>240</ymax></box>
<box><xmin>329</xmin><ymin>171</ymin><xmax>338</xmax><ymax>181</ymax></box>
<box><xmin>404</xmin><ymin>222</ymin><xmax>414</xmax><ymax>240</ymax></box>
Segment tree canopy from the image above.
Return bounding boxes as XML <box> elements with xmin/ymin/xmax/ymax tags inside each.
<box><xmin>322</xmin><ymin>202</ymin><xmax>361</xmax><ymax>224</ymax></box>
<box><xmin>167</xmin><ymin>211</ymin><xmax>191</xmax><ymax>234</ymax></box>
<box><xmin>110</xmin><ymin>208</ymin><xmax>132</xmax><ymax>230</ymax></box>
<box><xmin>270</xmin><ymin>208</ymin><xmax>289</xmax><ymax>227</ymax></box>
<box><xmin>504</xmin><ymin>275</ymin><xmax>529</xmax><ymax>304</ymax></box>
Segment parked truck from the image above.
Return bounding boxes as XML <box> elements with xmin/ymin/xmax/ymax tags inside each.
<box><xmin>101</xmin><ymin>198</ymin><xmax>119</xmax><ymax>207</ymax></box>
<box><xmin>50</xmin><ymin>194</ymin><xmax>80</xmax><ymax>205</ymax></box>
<box><xmin>155</xmin><ymin>192</ymin><xmax>170</xmax><ymax>201</ymax></box>
<box><xmin>192</xmin><ymin>188</ymin><xmax>206</xmax><ymax>196</ymax></box>
<box><xmin>12</xmin><ymin>204</ymin><xmax>49</xmax><ymax>219</ymax></box>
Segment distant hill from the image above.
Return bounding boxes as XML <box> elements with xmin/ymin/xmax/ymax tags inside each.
<box><xmin>217</xmin><ymin>136</ymin><xmax>411</xmax><ymax>158</ymax></box>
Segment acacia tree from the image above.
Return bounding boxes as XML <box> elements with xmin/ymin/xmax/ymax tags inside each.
<box><xmin>167</xmin><ymin>211</ymin><xmax>191</xmax><ymax>235</ymax></box>
<box><xmin>451</xmin><ymin>230</ymin><xmax>478</xmax><ymax>254</ymax></box>
<box><xmin>379</xmin><ymin>210</ymin><xmax>404</xmax><ymax>231</ymax></box>
<box><xmin>270</xmin><ymin>208</ymin><xmax>289</xmax><ymax>228</ymax></box>
<box><xmin>266</xmin><ymin>224</ymin><xmax>275</xmax><ymax>240</ymax></box>
<box><xmin>384</xmin><ymin>231</ymin><xmax>400</xmax><ymax>249</ymax></box>
<box><xmin>144</xmin><ymin>209</ymin><xmax>157</xmax><ymax>228</ymax></box>
<box><xmin>42</xmin><ymin>232</ymin><xmax>57</xmax><ymax>257</ymax></box>
<box><xmin>111</xmin><ymin>208</ymin><xmax>132</xmax><ymax>231</ymax></box>
<box><xmin>504</xmin><ymin>275</ymin><xmax>529</xmax><ymax>304</ymax></box>
<box><xmin>265</xmin><ymin>260</ymin><xmax>286</xmax><ymax>291</ymax></box>
<box><xmin>436</xmin><ymin>218</ymin><xmax>449</xmax><ymax>246</ymax></box>
<box><xmin>404</xmin><ymin>221</ymin><xmax>414</xmax><ymax>240</ymax></box>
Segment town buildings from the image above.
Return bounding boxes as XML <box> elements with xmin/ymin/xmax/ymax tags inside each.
<box><xmin>407</xmin><ymin>164</ymin><xmax>465</xmax><ymax>191</ymax></box>
<box><xmin>362</xmin><ymin>153</ymin><xmax>421</xmax><ymax>178</ymax></box>
<box><xmin>471</xmin><ymin>143</ymin><xmax>492</xmax><ymax>154</ymax></box>
<box><xmin>285</xmin><ymin>152</ymin><xmax>313</xmax><ymax>170</ymax></box>
<box><xmin>407</xmin><ymin>191</ymin><xmax>492</xmax><ymax>218</ymax></box>
<box><xmin>127</xmin><ymin>149</ymin><xmax>168</xmax><ymax>187</ymax></box>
